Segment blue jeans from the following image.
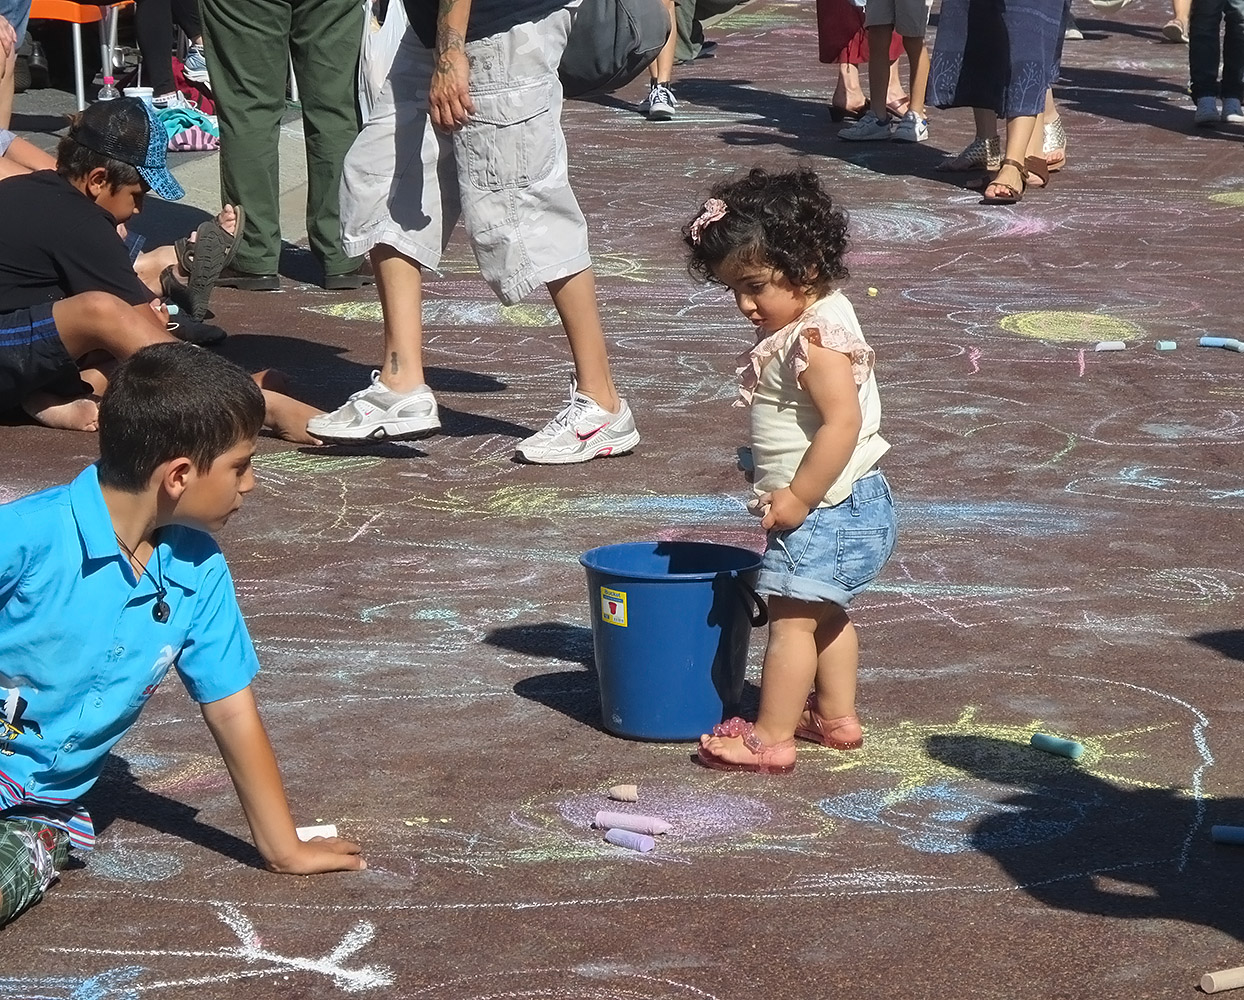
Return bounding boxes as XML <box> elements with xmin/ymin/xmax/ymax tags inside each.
<box><xmin>1190</xmin><ymin>0</ymin><xmax>1244</xmax><ymax>100</ymax></box>
<box><xmin>0</xmin><ymin>0</ymin><xmax>31</xmax><ymax>47</ymax></box>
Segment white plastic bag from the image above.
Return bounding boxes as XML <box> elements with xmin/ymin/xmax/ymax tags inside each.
<box><xmin>357</xmin><ymin>0</ymin><xmax>409</xmax><ymax>122</ymax></box>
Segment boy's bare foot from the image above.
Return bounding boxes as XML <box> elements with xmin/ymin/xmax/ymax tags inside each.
<box><xmin>22</xmin><ymin>391</ymin><xmax>100</xmax><ymax>431</ymax></box>
<box><xmin>260</xmin><ymin>389</ymin><xmax>323</xmax><ymax>445</ymax></box>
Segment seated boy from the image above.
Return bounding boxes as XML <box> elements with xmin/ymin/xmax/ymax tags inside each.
<box><xmin>0</xmin><ymin>343</ymin><xmax>365</xmax><ymax>928</ymax></box>
<box><xmin>0</xmin><ymin>97</ymin><xmax>320</xmax><ymax>440</ymax></box>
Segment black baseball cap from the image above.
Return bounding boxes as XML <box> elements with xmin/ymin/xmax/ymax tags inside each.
<box><xmin>69</xmin><ymin>97</ymin><xmax>185</xmax><ymax>201</ymax></box>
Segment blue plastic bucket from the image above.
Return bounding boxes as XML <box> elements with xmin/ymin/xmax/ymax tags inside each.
<box><xmin>579</xmin><ymin>541</ymin><xmax>767</xmax><ymax>740</ymax></box>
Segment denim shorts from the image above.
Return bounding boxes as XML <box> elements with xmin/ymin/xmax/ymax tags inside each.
<box><xmin>0</xmin><ymin>0</ymin><xmax>31</xmax><ymax>46</ymax></box>
<box><xmin>757</xmin><ymin>470</ymin><xmax>897</xmax><ymax>607</ymax></box>
<box><xmin>339</xmin><ymin>8</ymin><xmax>591</xmax><ymax>305</ymax></box>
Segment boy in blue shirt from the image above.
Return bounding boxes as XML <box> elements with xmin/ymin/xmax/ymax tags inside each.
<box><xmin>0</xmin><ymin>343</ymin><xmax>365</xmax><ymax>927</ymax></box>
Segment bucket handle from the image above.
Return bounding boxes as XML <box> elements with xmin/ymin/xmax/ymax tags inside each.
<box><xmin>734</xmin><ymin>575</ymin><xmax>768</xmax><ymax>627</ymax></box>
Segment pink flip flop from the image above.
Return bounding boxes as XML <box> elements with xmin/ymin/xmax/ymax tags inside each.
<box><xmin>793</xmin><ymin>694</ymin><xmax>864</xmax><ymax>750</ymax></box>
<box><xmin>696</xmin><ymin>718</ymin><xmax>796</xmax><ymax>774</ymax></box>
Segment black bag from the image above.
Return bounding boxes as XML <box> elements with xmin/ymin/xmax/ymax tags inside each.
<box><xmin>559</xmin><ymin>0</ymin><xmax>671</xmax><ymax>99</ymax></box>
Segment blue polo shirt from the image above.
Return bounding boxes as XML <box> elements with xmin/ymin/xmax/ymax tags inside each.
<box><xmin>0</xmin><ymin>465</ymin><xmax>260</xmax><ymax>849</ymax></box>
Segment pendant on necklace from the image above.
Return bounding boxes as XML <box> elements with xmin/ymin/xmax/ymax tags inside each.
<box><xmin>153</xmin><ymin>598</ymin><xmax>170</xmax><ymax>623</ymax></box>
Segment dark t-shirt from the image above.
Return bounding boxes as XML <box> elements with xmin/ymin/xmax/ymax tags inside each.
<box><xmin>403</xmin><ymin>0</ymin><xmax>570</xmax><ymax>50</ymax></box>
<box><xmin>0</xmin><ymin>171</ymin><xmax>152</xmax><ymax>314</ymax></box>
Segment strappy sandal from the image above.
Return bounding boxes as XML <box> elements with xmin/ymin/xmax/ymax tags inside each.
<box><xmin>697</xmin><ymin>718</ymin><xmax>795</xmax><ymax>774</ymax></box>
<box><xmin>1024</xmin><ymin>155</ymin><xmax>1051</xmax><ymax>189</ymax></box>
<box><xmin>1043</xmin><ymin>115</ymin><xmax>1067</xmax><ymax>172</ymax></box>
<box><xmin>172</xmin><ymin>206</ymin><xmax>247</xmax><ymax>320</ymax></box>
<box><xmin>794</xmin><ymin>694</ymin><xmax>864</xmax><ymax>750</ymax></box>
<box><xmin>936</xmin><ymin>135</ymin><xmax>1001</xmax><ymax>173</ymax></box>
<box><xmin>830</xmin><ymin>99</ymin><xmax>869</xmax><ymax>123</ymax></box>
<box><xmin>981</xmin><ymin>157</ymin><xmax>1027</xmax><ymax>204</ymax></box>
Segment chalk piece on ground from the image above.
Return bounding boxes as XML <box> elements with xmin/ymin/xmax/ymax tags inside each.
<box><xmin>867</xmin><ymin>287</ymin><xmax>878</xmax><ymax>297</ymax></box>
<box><xmin>1210</xmin><ymin>825</ymin><xmax>1244</xmax><ymax>845</ymax></box>
<box><xmin>1200</xmin><ymin>336</ymin><xmax>1235</xmax><ymax>348</ymax></box>
<box><xmin>604</xmin><ymin>828</ymin><xmax>656</xmax><ymax>853</ymax></box>
<box><xmin>1201</xmin><ymin>966</ymin><xmax>1244</xmax><ymax>993</ymax></box>
<box><xmin>1155</xmin><ymin>341</ymin><xmax>1176</xmax><ymax>351</ymax></box>
<box><xmin>1030</xmin><ymin>732</ymin><xmax>1084</xmax><ymax>760</ymax></box>
<box><xmin>608</xmin><ymin>784</ymin><xmax>639</xmax><ymax>802</ymax></box>
<box><xmin>594</xmin><ymin>810</ymin><xmax>673</xmax><ymax>835</ymax></box>
<box><xmin>296</xmin><ymin>823</ymin><xmax>338</xmax><ymax>841</ymax></box>
<box><xmin>1094</xmin><ymin>341</ymin><xmax>1126</xmax><ymax>351</ymax></box>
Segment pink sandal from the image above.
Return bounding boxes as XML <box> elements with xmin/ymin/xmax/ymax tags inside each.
<box><xmin>697</xmin><ymin>718</ymin><xmax>795</xmax><ymax>774</ymax></box>
<box><xmin>794</xmin><ymin>694</ymin><xmax>864</xmax><ymax>750</ymax></box>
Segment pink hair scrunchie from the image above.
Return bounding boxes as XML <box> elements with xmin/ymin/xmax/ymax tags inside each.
<box><xmin>690</xmin><ymin>198</ymin><xmax>728</xmax><ymax>244</ymax></box>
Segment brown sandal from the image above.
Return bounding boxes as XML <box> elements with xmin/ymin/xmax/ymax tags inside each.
<box><xmin>1024</xmin><ymin>155</ymin><xmax>1051</xmax><ymax>189</ymax></box>
<box><xmin>981</xmin><ymin>157</ymin><xmax>1027</xmax><ymax>204</ymax></box>
<box><xmin>794</xmin><ymin>694</ymin><xmax>864</xmax><ymax>750</ymax></box>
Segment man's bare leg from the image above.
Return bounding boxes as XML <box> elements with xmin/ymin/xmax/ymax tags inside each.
<box><xmin>369</xmin><ymin>244</ymin><xmax>427</xmax><ymax>393</ymax></box>
<box><xmin>546</xmin><ymin>269</ymin><xmax>620</xmax><ymax>413</ymax></box>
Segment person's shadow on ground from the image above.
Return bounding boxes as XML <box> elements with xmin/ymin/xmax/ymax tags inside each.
<box><xmin>923</xmin><ymin>733</ymin><xmax>1244</xmax><ymax>942</ymax></box>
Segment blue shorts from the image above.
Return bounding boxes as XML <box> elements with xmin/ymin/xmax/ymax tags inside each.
<box><xmin>0</xmin><ymin>0</ymin><xmax>32</xmax><ymax>46</ymax></box>
<box><xmin>757</xmin><ymin>470</ymin><xmax>897</xmax><ymax>607</ymax></box>
<box><xmin>0</xmin><ymin>303</ymin><xmax>86</xmax><ymax>408</ymax></box>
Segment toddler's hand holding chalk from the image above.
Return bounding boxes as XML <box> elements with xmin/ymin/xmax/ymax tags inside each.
<box><xmin>267</xmin><ymin>833</ymin><xmax>366</xmax><ymax>875</ymax></box>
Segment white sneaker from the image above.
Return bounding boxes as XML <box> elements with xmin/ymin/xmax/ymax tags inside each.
<box><xmin>1195</xmin><ymin>96</ymin><xmax>1220</xmax><ymax>125</ymax></box>
<box><xmin>1223</xmin><ymin>98</ymin><xmax>1244</xmax><ymax>123</ymax></box>
<box><xmin>891</xmin><ymin>110</ymin><xmax>929</xmax><ymax>143</ymax></box>
<box><xmin>838</xmin><ymin>110</ymin><xmax>892</xmax><ymax>141</ymax></box>
<box><xmin>646</xmin><ymin>83</ymin><xmax>678</xmax><ymax>121</ymax></box>
<box><xmin>306</xmin><ymin>371</ymin><xmax>440</xmax><ymax>443</ymax></box>
<box><xmin>515</xmin><ymin>386</ymin><xmax>640</xmax><ymax>464</ymax></box>
<box><xmin>182</xmin><ymin>43</ymin><xmax>211</xmax><ymax>85</ymax></box>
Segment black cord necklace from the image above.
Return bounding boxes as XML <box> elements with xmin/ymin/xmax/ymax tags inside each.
<box><xmin>115</xmin><ymin>532</ymin><xmax>170</xmax><ymax>623</ymax></box>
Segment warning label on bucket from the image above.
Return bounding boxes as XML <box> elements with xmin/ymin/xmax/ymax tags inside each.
<box><xmin>600</xmin><ymin>587</ymin><xmax>628</xmax><ymax>627</ymax></box>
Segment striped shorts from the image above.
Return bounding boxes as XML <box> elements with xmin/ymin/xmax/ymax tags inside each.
<box><xmin>0</xmin><ymin>817</ymin><xmax>70</xmax><ymax>926</ymax></box>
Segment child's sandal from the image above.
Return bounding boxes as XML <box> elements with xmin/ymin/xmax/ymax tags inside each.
<box><xmin>697</xmin><ymin>718</ymin><xmax>796</xmax><ymax>774</ymax></box>
<box><xmin>794</xmin><ymin>694</ymin><xmax>864</xmax><ymax>750</ymax></box>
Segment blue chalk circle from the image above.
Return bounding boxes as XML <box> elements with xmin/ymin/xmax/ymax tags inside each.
<box><xmin>1155</xmin><ymin>341</ymin><xmax>1176</xmax><ymax>351</ymax></box>
<box><xmin>1030</xmin><ymin>732</ymin><xmax>1084</xmax><ymax>760</ymax></box>
<box><xmin>604</xmin><ymin>828</ymin><xmax>656</xmax><ymax>853</ymax></box>
<box><xmin>1211</xmin><ymin>825</ymin><xmax>1244</xmax><ymax>845</ymax></box>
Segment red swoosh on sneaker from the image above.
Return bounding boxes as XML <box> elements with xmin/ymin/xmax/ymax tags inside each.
<box><xmin>576</xmin><ymin>423</ymin><xmax>608</xmax><ymax>441</ymax></box>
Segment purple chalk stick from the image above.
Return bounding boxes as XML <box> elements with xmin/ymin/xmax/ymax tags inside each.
<box><xmin>604</xmin><ymin>828</ymin><xmax>656</xmax><ymax>853</ymax></box>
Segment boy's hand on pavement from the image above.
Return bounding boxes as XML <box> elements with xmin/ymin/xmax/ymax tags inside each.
<box><xmin>266</xmin><ymin>836</ymin><xmax>366</xmax><ymax>875</ymax></box>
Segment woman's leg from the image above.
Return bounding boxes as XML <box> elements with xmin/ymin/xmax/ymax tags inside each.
<box><xmin>984</xmin><ymin>115</ymin><xmax>1037</xmax><ymax>199</ymax></box>
<box><xmin>133</xmin><ymin>0</ymin><xmax>177</xmax><ymax>97</ymax></box>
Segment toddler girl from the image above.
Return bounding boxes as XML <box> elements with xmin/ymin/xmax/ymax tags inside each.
<box><xmin>683</xmin><ymin>167</ymin><xmax>897</xmax><ymax>774</ymax></box>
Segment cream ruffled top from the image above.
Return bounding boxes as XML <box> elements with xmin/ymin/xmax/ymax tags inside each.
<box><xmin>737</xmin><ymin>291</ymin><xmax>889</xmax><ymax>509</ymax></box>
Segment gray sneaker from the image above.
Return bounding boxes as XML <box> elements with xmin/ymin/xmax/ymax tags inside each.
<box><xmin>839</xmin><ymin>110</ymin><xmax>892</xmax><ymax>141</ymax></box>
<box><xmin>307</xmin><ymin>371</ymin><xmax>440</xmax><ymax>443</ymax></box>
<box><xmin>891</xmin><ymin>110</ymin><xmax>929</xmax><ymax>143</ymax></box>
<box><xmin>183</xmin><ymin>43</ymin><xmax>211</xmax><ymax>85</ymax></box>
<box><xmin>646</xmin><ymin>83</ymin><xmax>678</xmax><ymax>121</ymax></box>
<box><xmin>515</xmin><ymin>386</ymin><xmax>640</xmax><ymax>464</ymax></box>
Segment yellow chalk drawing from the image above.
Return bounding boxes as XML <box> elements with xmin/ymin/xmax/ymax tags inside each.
<box><xmin>254</xmin><ymin>451</ymin><xmax>384</xmax><ymax>475</ymax></box>
<box><xmin>1209</xmin><ymin>192</ymin><xmax>1244</xmax><ymax>207</ymax></box>
<box><xmin>305</xmin><ymin>300</ymin><xmax>561</xmax><ymax>327</ymax></box>
<box><xmin>1000</xmin><ymin>311</ymin><xmax>1144</xmax><ymax>343</ymax></box>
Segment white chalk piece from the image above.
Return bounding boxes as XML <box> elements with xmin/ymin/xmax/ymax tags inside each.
<box><xmin>608</xmin><ymin>784</ymin><xmax>639</xmax><ymax>802</ymax></box>
<box><xmin>296</xmin><ymin>823</ymin><xmax>338</xmax><ymax>841</ymax></box>
<box><xmin>1030</xmin><ymin>732</ymin><xmax>1084</xmax><ymax>760</ymax></box>
<box><xmin>1211</xmin><ymin>825</ymin><xmax>1244</xmax><ymax>845</ymax></box>
<box><xmin>1201</xmin><ymin>967</ymin><xmax>1244</xmax><ymax>993</ymax></box>
<box><xmin>604</xmin><ymin>828</ymin><xmax>655</xmax><ymax>853</ymax></box>
<box><xmin>867</xmin><ymin>287</ymin><xmax>878</xmax><ymax>297</ymax></box>
<box><xmin>594</xmin><ymin>810</ymin><xmax>672</xmax><ymax>835</ymax></box>
<box><xmin>1094</xmin><ymin>341</ymin><xmax>1126</xmax><ymax>352</ymax></box>
<box><xmin>1155</xmin><ymin>341</ymin><xmax>1176</xmax><ymax>351</ymax></box>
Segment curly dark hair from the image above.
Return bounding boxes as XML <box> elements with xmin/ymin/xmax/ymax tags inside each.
<box><xmin>683</xmin><ymin>167</ymin><xmax>849</xmax><ymax>295</ymax></box>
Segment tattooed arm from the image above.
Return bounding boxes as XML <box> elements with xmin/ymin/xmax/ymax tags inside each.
<box><xmin>428</xmin><ymin>0</ymin><xmax>476</xmax><ymax>131</ymax></box>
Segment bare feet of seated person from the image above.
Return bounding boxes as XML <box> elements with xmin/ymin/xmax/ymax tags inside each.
<box><xmin>22</xmin><ymin>390</ymin><xmax>101</xmax><ymax>431</ymax></box>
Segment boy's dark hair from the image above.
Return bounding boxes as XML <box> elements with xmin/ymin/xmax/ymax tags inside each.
<box><xmin>97</xmin><ymin>344</ymin><xmax>265</xmax><ymax>492</ymax></box>
<box><xmin>683</xmin><ymin>167</ymin><xmax>849</xmax><ymax>296</ymax></box>
<box><xmin>55</xmin><ymin>108</ymin><xmax>144</xmax><ymax>190</ymax></box>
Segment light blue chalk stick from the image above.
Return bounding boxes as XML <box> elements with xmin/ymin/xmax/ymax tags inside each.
<box><xmin>604</xmin><ymin>828</ymin><xmax>656</xmax><ymax>853</ymax></box>
<box><xmin>1155</xmin><ymin>341</ymin><xmax>1176</xmax><ymax>351</ymax></box>
<box><xmin>1211</xmin><ymin>825</ymin><xmax>1244</xmax><ymax>845</ymax></box>
<box><xmin>1200</xmin><ymin>336</ymin><xmax>1242</xmax><ymax>349</ymax></box>
<box><xmin>1030</xmin><ymin>732</ymin><xmax>1084</xmax><ymax>760</ymax></box>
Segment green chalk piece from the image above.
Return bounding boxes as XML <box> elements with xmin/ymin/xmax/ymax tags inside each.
<box><xmin>1030</xmin><ymin>732</ymin><xmax>1084</xmax><ymax>760</ymax></box>
<box><xmin>1211</xmin><ymin>825</ymin><xmax>1244</xmax><ymax>845</ymax></box>
<box><xmin>1155</xmin><ymin>341</ymin><xmax>1176</xmax><ymax>351</ymax></box>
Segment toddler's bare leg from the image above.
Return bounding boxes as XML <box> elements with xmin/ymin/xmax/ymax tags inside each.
<box><xmin>804</xmin><ymin>605</ymin><xmax>861</xmax><ymax>742</ymax></box>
